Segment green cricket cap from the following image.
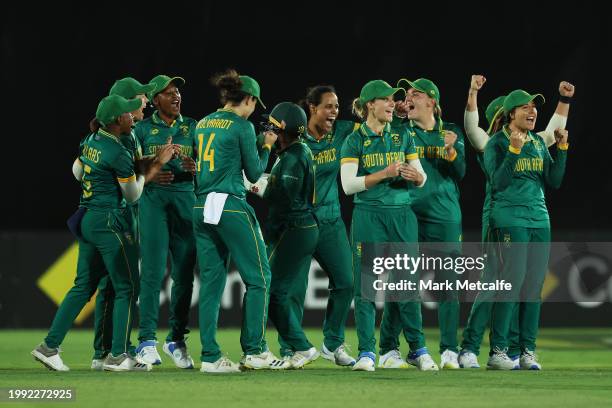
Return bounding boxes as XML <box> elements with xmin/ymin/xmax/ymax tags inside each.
<box><xmin>239</xmin><ymin>75</ymin><xmax>266</xmax><ymax>109</ymax></box>
<box><xmin>109</xmin><ymin>77</ymin><xmax>156</xmax><ymax>99</ymax></box>
<box><xmin>96</xmin><ymin>94</ymin><xmax>142</xmax><ymax>127</ymax></box>
<box><xmin>359</xmin><ymin>80</ymin><xmax>402</xmax><ymax>103</ymax></box>
<box><xmin>485</xmin><ymin>95</ymin><xmax>506</xmax><ymax>126</ymax></box>
<box><xmin>397</xmin><ymin>77</ymin><xmax>440</xmax><ymax>104</ymax></box>
<box><xmin>503</xmin><ymin>89</ymin><xmax>545</xmax><ymax>113</ymax></box>
<box><xmin>148</xmin><ymin>75</ymin><xmax>185</xmax><ymax>100</ymax></box>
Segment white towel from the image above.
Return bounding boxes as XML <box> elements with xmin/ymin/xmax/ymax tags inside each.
<box><xmin>203</xmin><ymin>192</ymin><xmax>228</xmax><ymax>225</ymax></box>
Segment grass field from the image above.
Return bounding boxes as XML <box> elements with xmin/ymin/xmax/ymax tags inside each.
<box><xmin>1</xmin><ymin>328</ymin><xmax>611</xmax><ymax>408</ymax></box>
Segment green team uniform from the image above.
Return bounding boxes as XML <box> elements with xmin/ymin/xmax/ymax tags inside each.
<box><xmin>45</xmin><ymin>129</ymin><xmax>139</xmax><ymax>357</ymax></box>
<box><xmin>341</xmin><ymin>123</ymin><xmax>426</xmax><ymax>355</ymax></box>
<box><xmin>192</xmin><ymin>109</ymin><xmax>272</xmax><ymax>362</ymax></box>
<box><xmin>92</xmin><ymin>131</ymin><xmax>142</xmax><ymax>359</ymax></box>
<box><xmin>485</xmin><ymin>127</ymin><xmax>567</xmax><ymax>353</ymax></box>
<box><xmin>135</xmin><ymin>112</ymin><xmax>197</xmax><ymax>343</ymax></box>
<box><xmin>385</xmin><ymin>118</ymin><xmax>465</xmax><ymax>354</ymax></box>
<box><xmin>460</xmin><ymin>150</ymin><xmax>520</xmax><ymax>356</ymax></box>
<box><xmin>276</xmin><ymin>120</ymin><xmax>359</xmax><ymax>356</ymax></box>
<box><xmin>264</xmin><ymin>141</ymin><xmax>319</xmax><ymax>355</ymax></box>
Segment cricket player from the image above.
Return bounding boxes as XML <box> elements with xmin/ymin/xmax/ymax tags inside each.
<box><xmin>340</xmin><ymin>79</ymin><xmax>437</xmax><ymax>372</ymax></box>
<box><xmin>192</xmin><ymin>69</ymin><xmax>287</xmax><ymax>373</ymax></box>
<box><xmin>484</xmin><ymin>89</ymin><xmax>569</xmax><ymax>370</ymax></box>
<box><xmin>134</xmin><ymin>75</ymin><xmax>198</xmax><ymax>369</ymax></box>
<box><xmin>32</xmin><ymin>95</ymin><xmax>176</xmax><ymax>372</ymax></box>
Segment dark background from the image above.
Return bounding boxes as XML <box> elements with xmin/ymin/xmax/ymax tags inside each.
<box><xmin>1</xmin><ymin>3</ymin><xmax>610</xmax><ymax>236</ymax></box>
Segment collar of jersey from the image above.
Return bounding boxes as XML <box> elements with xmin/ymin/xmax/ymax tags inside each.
<box><xmin>359</xmin><ymin>122</ymin><xmax>390</xmax><ymax>138</ymax></box>
<box><xmin>409</xmin><ymin>117</ymin><xmax>444</xmax><ymax>133</ymax></box>
<box><xmin>152</xmin><ymin>111</ymin><xmax>183</xmax><ymax>127</ymax></box>
<box><xmin>98</xmin><ymin>128</ymin><xmax>122</xmax><ymax>143</ymax></box>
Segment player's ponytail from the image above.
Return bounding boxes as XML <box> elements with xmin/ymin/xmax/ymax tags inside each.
<box><xmin>89</xmin><ymin>118</ymin><xmax>102</xmax><ymax>133</ymax></box>
<box><xmin>211</xmin><ymin>68</ymin><xmax>248</xmax><ymax>106</ymax></box>
<box><xmin>351</xmin><ymin>98</ymin><xmax>367</xmax><ymax>120</ymax></box>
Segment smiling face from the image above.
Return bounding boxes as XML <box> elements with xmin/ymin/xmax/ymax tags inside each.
<box><xmin>153</xmin><ymin>83</ymin><xmax>181</xmax><ymax>118</ymax></box>
<box><xmin>368</xmin><ymin>95</ymin><xmax>395</xmax><ymax>123</ymax></box>
<box><xmin>405</xmin><ymin>88</ymin><xmax>435</xmax><ymax>121</ymax></box>
<box><xmin>510</xmin><ymin>101</ymin><xmax>538</xmax><ymax>131</ymax></box>
<box><xmin>310</xmin><ymin>92</ymin><xmax>339</xmax><ymax>134</ymax></box>
<box><xmin>131</xmin><ymin>94</ymin><xmax>149</xmax><ymax>122</ymax></box>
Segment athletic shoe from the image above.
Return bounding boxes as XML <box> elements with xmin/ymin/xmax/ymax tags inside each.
<box><xmin>103</xmin><ymin>353</ymin><xmax>151</xmax><ymax>372</ymax></box>
<box><xmin>201</xmin><ymin>356</ymin><xmax>240</xmax><ymax>373</ymax></box>
<box><xmin>440</xmin><ymin>349</ymin><xmax>460</xmax><ymax>369</ymax></box>
<box><xmin>91</xmin><ymin>358</ymin><xmax>105</xmax><ymax>371</ymax></box>
<box><xmin>321</xmin><ymin>343</ymin><xmax>356</xmax><ymax>366</ymax></box>
<box><xmin>31</xmin><ymin>343</ymin><xmax>69</xmax><ymax>371</ymax></box>
<box><xmin>509</xmin><ymin>354</ymin><xmax>520</xmax><ymax>370</ymax></box>
<box><xmin>519</xmin><ymin>350</ymin><xmax>542</xmax><ymax>370</ymax></box>
<box><xmin>163</xmin><ymin>341</ymin><xmax>194</xmax><ymax>369</ymax></box>
<box><xmin>486</xmin><ymin>347</ymin><xmax>515</xmax><ymax>370</ymax></box>
<box><xmin>352</xmin><ymin>352</ymin><xmax>375</xmax><ymax>371</ymax></box>
<box><xmin>288</xmin><ymin>347</ymin><xmax>320</xmax><ymax>369</ymax></box>
<box><xmin>407</xmin><ymin>348</ymin><xmax>439</xmax><ymax>371</ymax></box>
<box><xmin>458</xmin><ymin>350</ymin><xmax>480</xmax><ymax>368</ymax></box>
<box><xmin>378</xmin><ymin>349</ymin><xmax>408</xmax><ymax>368</ymax></box>
<box><xmin>241</xmin><ymin>351</ymin><xmax>291</xmax><ymax>370</ymax></box>
<box><xmin>135</xmin><ymin>340</ymin><xmax>162</xmax><ymax>365</ymax></box>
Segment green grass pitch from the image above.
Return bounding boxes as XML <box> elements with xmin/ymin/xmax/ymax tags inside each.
<box><xmin>1</xmin><ymin>328</ymin><xmax>611</xmax><ymax>407</ymax></box>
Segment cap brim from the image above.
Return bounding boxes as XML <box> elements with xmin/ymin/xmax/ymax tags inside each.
<box><xmin>125</xmin><ymin>97</ymin><xmax>144</xmax><ymax>113</ymax></box>
<box><xmin>139</xmin><ymin>83</ymin><xmax>157</xmax><ymax>95</ymax></box>
<box><xmin>257</xmin><ymin>97</ymin><xmax>267</xmax><ymax>110</ymax></box>
<box><xmin>529</xmin><ymin>94</ymin><xmax>545</xmax><ymax>106</ymax></box>
<box><xmin>398</xmin><ymin>78</ymin><xmax>428</xmax><ymax>95</ymax></box>
<box><xmin>486</xmin><ymin>107</ymin><xmax>504</xmax><ymax>134</ymax></box>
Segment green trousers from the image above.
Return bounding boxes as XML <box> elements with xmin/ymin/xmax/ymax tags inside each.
<box><xmin>138</xmin><ymin>188</ymin><xmax>196</xmax><ymax>343</ymax></box>
<box><xmin>45</xmin><ymin>208</ymin><xmax>139</xmax><ymax>356</ymax></box>
<box><xmin>489</xmin><ymin>227</ymin><xmax>550</xmax><ymax>353</ymax></box>
<box><xmin>460</xmin><ymin>223</ymin><xmax>521</xmax><ymax>356</ymax></box>
<box><xmin>351</xmin><ymin>205</ymin><xmax>425</xmax><ymax>355</ymax></box>
<box><xmin>276</xmin><ymin>217</ymin><xmax>353</xmax><ymax>355</ymax></box>
<box><xmin>267</xmin><ymin>215</ymin><xmax>319</xmax><ymax>355</ymax></box>
<box><xmin>193</xmin><ymin>196</ymin><xmax>271</xmax><ymax>363</ymax></box>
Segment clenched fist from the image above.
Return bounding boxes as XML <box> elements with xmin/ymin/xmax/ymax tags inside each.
<box><xmin>510</xmin><ymin>130</ymin><xmax>527</xmax><ymax>150</ymax></box>
<box><xmin>559</xmin><ymin>81</ymin><xmax>575</xmax><ymax>98</ymax></box>
<box><xmin>554</xmin><ymin>128</ymin><xmax>569</xmax><ymax>145</ymax></box>
<box><xmin>470</xmin><ymin>75</ymin><xmax>486</xmax><ymax>91</ymax></box>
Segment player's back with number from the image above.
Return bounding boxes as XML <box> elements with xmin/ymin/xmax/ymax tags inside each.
<box><xmin>194</xmin><ymin>109</ymin><xmax>257</xmax><ymax>197</ymax></box>
<box><xmin>79</xmin><ymin>130</ymin><xmax>132</xmax><ymax>210</ymax></box>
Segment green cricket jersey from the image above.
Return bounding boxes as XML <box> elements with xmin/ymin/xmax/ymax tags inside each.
<box><xmin>304</xmin><ymin>120</ymin><xmax>359</xmax><ymax>221</ymax></box>
<box><xmin>121</xmin><ymin>130</ymin><xmax>143</xmax><ymax>161</ymax></box>
<box><xmin>264</xmin><ymin>141</ymin><xmax>316</xmax><ymax>228</ymax></box>
<box><xmin>340</xmin><ymin>122</ymin><xmax>419</xmax><ymax>207</ymax></box>
<box><xmin>134</xmin><ymin>111</ymin><xmax>197</xmax><ymax>192</ymax></box>
<box><xmin>391</xmin><ymin>117</ymin><xmax>466</xmax><ymax>223</ymax></box>
<box><xmin>193</xmin><ymin>109</ymin><xmax>270</xmax><ymax>202</ymax></box>
<box><xmin>78</xmin><ymin>129</ymin><xmax>136</xmax><ymax>210</ymax></box>
<box><xmin>476</xmin><ymin>152</ymin><xmax>492</xmax><ymax>233</ymax></box>
<box><xmin>484</xmin><ymin>126</ymin><xmax>567</xmax><ymax>229</ymax></box>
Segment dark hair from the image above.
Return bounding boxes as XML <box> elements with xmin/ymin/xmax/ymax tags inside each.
<box><xmin>89</xmin><ymin>118</ymin><xmax>102</xmax><ymax>133</ymax></box>
<box><xmin>299</xmin><ymin>85</ymin><xmax>337</xmax><ymax>118</ymax></box>
<box><xmin>210</xmin><ymin>68</ymin><xmax>249</xmax><ymax>106</ymax></box>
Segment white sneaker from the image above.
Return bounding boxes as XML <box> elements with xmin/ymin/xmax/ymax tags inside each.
<box><xmin>352</xmin><ymin>352</ymin><xmax>375</xmax><ymax>371</ymax></box>
<box><xmin>289</xmin><ymin>347</ymin><xmax>320</xmax><ymax>369</ymax></box>
<box><xmin>378</xmin><ymin>349</ymin><xmax>408</xmax><ymax>368</ymax></box>
<box><xmin>486</xmin><ymin>348</ymin><xmax>515</xmax><ymax>370</ymax></box>
<box><xmin>135</xmin><ymin>341</ymin><xmax>162</xmax><ymax>365</ymax></box>
<box><xmin>241</xmin><ymin>351</ymin><xmax>291</xmax><ymax>370</ymax></box>
<box><xmin>321</xmin><ymin>344</ymin><xmax>356</xmax><ymax>366</ymax></box>
<box><xmin>31</xmin><ymin>343</ymin><xmax>69</xmax><ymax>371</ymax></box>
<box><xmin>440</xmin><ymin>350</ymin><xmax>460</xmax><ymax>369</ymax></box>
<box><xmin>163</xmin><ymin>341</ymin><xmax>194</xmax><ymax>369</ymax></box>
<box><xmin>519</xmin><ymin>350</ymin><xmax>542</xmax><ymax>370</ymax></box>
<box><xmin>458</xmin><ymin>350</ymin><xmax>480</xmax><ymax>368</ymax></box>
<box><xmin>103</xmin><ymin>353</ymin><xmax>152</xmax><ymax>372</ymax></box>
<box><xmin>91</xmin><ymin>358</ymin><xmax>105</xmax><ymax>371</ymax></box>
<box><xmin>201</xmin><ymin>356</ymin><xmax>240</xmax><ymax>373</ymax></box>
<box><xmin>411</xmin><ymin>353</ymin><xmax>439</xmax><ymax>371</ymax></box>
